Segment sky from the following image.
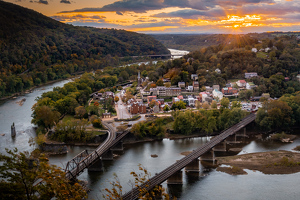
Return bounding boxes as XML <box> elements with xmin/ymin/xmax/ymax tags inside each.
<box><xmin>5</xmin><ymin>0</ymin><xmax>300</xmax><ymax>34</ymax></box>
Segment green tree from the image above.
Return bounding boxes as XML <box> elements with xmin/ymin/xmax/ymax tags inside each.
<box><xmin>171</xmin><ymin>101</ymin><xmax>186</xmax><ymax>110</ymax></box>
<box><xmin>31</xmin><ymin>105</ymin><xmax>61</xmax><ymax>130</ymax></box>
<box><xmin>173</xmin><ymin>111</ymin><xmax>195</xmax><ymax>135</ymax></box>
<box><xmin>75</xmin><ymin>106</ymin><xmax>86</xmax><ymax>119</ymax></box>
<box><xmin>171</xmin><ymin>75</ymin><xmax>181</xmax><ymax>86</ymax></box>
<box><xmin>163</xmin><ymin>105</ymin><xmax>170</xmax><ymax>112</ymax></box>
<box><xmin>231</xmin><ymin>101</ymin><xmax>241</xmax><ymax>109</ymax></box>
<box><xmin>211</xmin><ymin>100</ymin><xmax>217</xmax><ymax>109</ymax></box>
<box><xmin>220</xmin><ymin>97</ymin><xmax>230</xmax><ymax>109</ymax></box>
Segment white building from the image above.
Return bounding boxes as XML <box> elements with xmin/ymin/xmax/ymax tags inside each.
<box><xmin>215</xmin><ymin>68</ymin><xmax>221</xmax><ymax>74</ymax></box>
<box><xmin>188</xmin><ymin>97</ymin><xmax>196</xmax><ymax>107</ymax></box>
<box><xmin>236</xmin><ymin>80</ymin><xmax>247</xmax><ymax>87</ymax></box>
<box><xmin>245</xmin><ymin>72</ymin><xmax>258</xmax><ymax>79</ymax></box>
<box><xmin>178</xmin><ymin>82</ymin><xmax>185</xmax><ymax>88</ymax></box>
<box><xmin>187</xmin><ymin>86</ymin><xmax>194</xmax><ymax>92</ymax></box>
<box><xmin>212</xmin><ymin>89</ymin><xmax>223</xmax><ymax>101</ymax></box>
<box><xmin>265</xmin><ymin>47</ymin><xmax>271</xmax><ymax>52</ymax></box>
<box><xmin>252</xmin><ymin>48</ymin><xmax>258</xmax><ymax>53</ymax></box>
<box><xmin>191</xmin><ymin>74</ymin><xmax>198</xmax><ymax>80</ymax></box>
<box><xmin>246</xmin><ymin>82</ymin><xmax>256</xmax><ymax>90</ymax></box>
<box><xmin>297</xmin><ymin>74</ymin><xmax>300</xmax><ymax>82</ymax></box>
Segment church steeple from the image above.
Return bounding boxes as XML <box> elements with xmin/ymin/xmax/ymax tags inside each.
<box><xmin>138</xmin><ymin>71</ymin><xmax>141</xmax><ymax>87</ymax></box>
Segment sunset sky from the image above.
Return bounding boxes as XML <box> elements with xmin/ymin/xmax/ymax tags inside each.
<box><xmin>5</xmin><ymin>0</ymin><xmax>300</xmax><ymax>33</ymax></box>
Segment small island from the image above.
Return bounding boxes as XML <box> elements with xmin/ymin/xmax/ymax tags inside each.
<box><xmin>217</xmin><ymin>150</ymin><xmax>300</xmax><ymax>175</ymax></box>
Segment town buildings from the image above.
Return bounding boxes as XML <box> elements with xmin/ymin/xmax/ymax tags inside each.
<box><xmin>212</xmin><ymin>89</ymin><xmax>223</xmax><ymax>100</ymax></box>
<box><xmin>236</xmin><ymin>80</ymin><xmax>247</xmax><ymax>87</ymax></box>
<box><xmin>245</xmin><ymin>72</ymin><xmax>258</xmax><ymax>79</ymax></box>
<box><xmin>150</xmin><ymin>86</ymin><xmax>181</xmax><ymax>96</ymax></box>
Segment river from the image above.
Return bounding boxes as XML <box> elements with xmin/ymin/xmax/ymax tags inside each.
<box><xmin>1</xmin><ymin>49</ymin><xmax>300</xmax><ymax>199</ymax></box>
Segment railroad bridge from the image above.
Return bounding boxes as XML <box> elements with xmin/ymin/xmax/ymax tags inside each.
<box><xmin>65</xmin><ymin>121</ymin><xmax>130</xmax><ymax>180</ymax></box>
<box><xmin>122</xmin><ymin>113</ymin><xmax>256</xmax><ymax>200</ymax></box>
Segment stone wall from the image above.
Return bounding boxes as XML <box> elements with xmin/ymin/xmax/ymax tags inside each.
<box><xmin>40</xmin><ymin>143</ymin><xmax>68</xmax><ymax>155</ymax></box>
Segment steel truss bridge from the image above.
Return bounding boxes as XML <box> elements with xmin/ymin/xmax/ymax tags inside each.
<box><xmin>65</xmin><ymin>121</ymin><xmax>129</xmax><ymax>180</ymax></box>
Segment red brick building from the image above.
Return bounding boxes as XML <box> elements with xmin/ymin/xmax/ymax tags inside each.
<box><xmin>222</xmin><ymin>87</ymin><xmax>238</xmax><ymax>95</ymax></box>
<box><xmin>130</xmin><ymin>102</ymin><xmax>147</xmax><ymax>114</ymax></box>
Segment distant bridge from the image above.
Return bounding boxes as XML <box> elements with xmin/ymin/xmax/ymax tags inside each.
<box><xmin>120</xmin><ymin>53</ymin><xmax>187</xmax><ymax>60</ymax></box>
<box><xmin>122</xmin><ymin>113</ymin><xmax>256</xmax><ymax>200</ymax></box>
<box><xmin>65</xmin><ymin>122</ymin><xmax>130</xmax><ymax>180</ymax></box>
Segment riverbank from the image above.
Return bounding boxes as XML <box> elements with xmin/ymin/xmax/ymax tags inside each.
<box><xmin>0</xmin><ymin>77</ymin><xmax>76</xmax><ymax>102</ymax></box>
<box><xmin>216</xmin><ymin>150</ymin><xmax>300</xmax><ymax>175</ymax></box>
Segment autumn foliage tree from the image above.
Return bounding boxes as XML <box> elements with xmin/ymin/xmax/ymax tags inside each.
<box><xmin>102</xmin><ymin>164</ymin><xmax>172</xmax><ymax>200</ymax></box>
<box><xmin>0</xmin><ymin>148</ymin><xmax>87</xmax><ymax>200</ymax></box>
<box><xmin>114</xmin><ymin>96</ymin><xmax>120</xmax><ymax>102</ymax></box>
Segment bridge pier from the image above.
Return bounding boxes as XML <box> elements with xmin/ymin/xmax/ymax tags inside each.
<box><xmin>88</xmin><ymin>159</ymin><xmax>103</xmax><ymax>172</ymax></box>
<box><xmin>102</xmin><ymin>150</ymin><xmax>114</xmax><ymax>161</ymax></box>
<box><xmin>167</xmin><ymin>170</ymin><xmax>183</xmax><ymax>185</ymax></box>
<box><xmin>200</xmin><ymin>150</ymin><xmax>215</xmax><ymax>162</ymax></box>
<box><xmin>11</xmin><ymin>123</ymin><xmax>16</xmax><ymax>137</ymax></box>
<box><xmin>185</xmin><ymin>158</ymin><xmax>200</xmax><ymax>172</ymax></box>
<box><xmin>236</xmin><ymin>127</ymin><xmax>248</xmax><ymax>138</ymax></box>
<box><xmin>111</xmin><ymin>141</ymin><xmax>124</xmax><ymax>153</ymax></box>
<box><xmin>226</xmin><ymin>134</ymin><xmax>238</xmax><ymax>144</ymax></box>
<box><xmin>213</xmin><ymin>140</ymin><xmax>227</xmax><ymax>152</ymax></box>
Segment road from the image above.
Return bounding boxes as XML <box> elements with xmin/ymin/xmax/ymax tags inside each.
<box><xmin>115</xmin><ymin>92</ymin><xmax>131</xmax><ymax>119</ymax></box>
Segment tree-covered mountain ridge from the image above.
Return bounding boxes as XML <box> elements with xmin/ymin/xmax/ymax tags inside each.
<box><xmin>0</xmin><ymin>1</ymin><xmax>169</xmax><ymax>98</ymax></box>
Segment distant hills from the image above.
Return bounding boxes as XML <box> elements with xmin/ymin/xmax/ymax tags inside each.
<box><xmin>151</xmin><ymin>32</ymin><xmax>300</xmax><ymax>52</ymax></box>
<box><xmin>0</xmin><ymin>1</ymin><xmax>169</xmax><ymax>98</ymax></box>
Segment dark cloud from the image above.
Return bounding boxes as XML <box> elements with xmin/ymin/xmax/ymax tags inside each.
<box><xmin>129</xmin><ymin>21</ymin><xmax>181</xmax><ymax>28</ymax></box>
<box><xmin>237</xmin><ymin>2</ymin><xmax>300</xmax><ymax>16</ymax></box>
<box><xmin>51</xmin><ymin>14</ymin><xmax>106</xmax><ymax>22</ymax></box>
<box><xmin>215</xmin><ymin>0</ymin><xmax>275</xmax><ymax>7</ymax></box>
<box><xmin>116</xmin><ymin>11</ymin><xmax>123</xmax><ymax>15</ymax></box>
<box><xmin>37</xmin><ymin>0</ymin><xmax>48</xmax><ymax>5</ymax></box>
<box><xmin>60</xmin><ymin>0</ymin><xmax>71</xmax><ymax>4</ymax></box>
<box><xmin>59</xmin><ymin>0</ymin><xmax>277</xmax><ymax>14</ymax></box>
<box><xmin>152</xmin><ymin>9</ymin><xmax>226</xmax><ymax>19</ymax></box>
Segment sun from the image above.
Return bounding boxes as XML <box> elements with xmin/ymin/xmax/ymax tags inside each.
<box><xmin>222</xmin><ymin>15</ymin><xmax>262</xmax><ymax>30</ymax></box>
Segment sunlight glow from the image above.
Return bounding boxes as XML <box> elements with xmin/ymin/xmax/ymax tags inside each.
<box><xmin>220</xmin><ymin>15</ymin><xmax>262</xmax><ymax>29</ymax></box>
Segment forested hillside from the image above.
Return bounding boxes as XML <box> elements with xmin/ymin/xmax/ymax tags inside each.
<box><xmin>151</xmin><ymin>33</ymin><xmax>300</xmax><ymax>52</ymax></box>
<box><xmin>151</xmin><ymin>34</ymin><xmax>258</xmax><ymax>51</ymax></box>
<box><xmin>0</xmin><ymin>1</ymin><xmax>169</xmax><ymax>98</ymax></box>
<box><xmin>145</xmin><ymin>35</ymin><xmax>300</xmax><ymax>98</ymax></box>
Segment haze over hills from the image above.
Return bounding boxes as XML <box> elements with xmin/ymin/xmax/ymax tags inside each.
<box><xmin>0</xmin><ymin>1</ymin><xmax>169</xmax><ymax>98</ymax></box>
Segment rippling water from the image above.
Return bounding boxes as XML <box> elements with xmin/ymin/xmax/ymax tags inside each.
<box><xmin>0</xmin><ymin>79</ymin><xmax>71</xmax><ymax>154</ymax></box>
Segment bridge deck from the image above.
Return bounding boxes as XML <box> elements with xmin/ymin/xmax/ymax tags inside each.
<box><xmin>122</xmin><ymin>113</ymin><xmax>256</xmax><ymax>200</ymax></box>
